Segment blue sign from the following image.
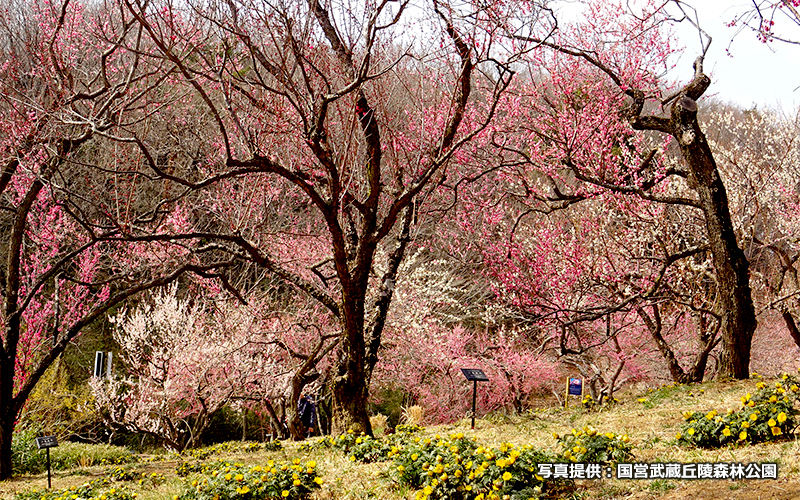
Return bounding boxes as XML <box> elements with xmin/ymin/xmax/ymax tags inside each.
<box><xmin>568</xmin><ymin>377</ymin><xmax>582</xmax><ymax>396</ymax></box>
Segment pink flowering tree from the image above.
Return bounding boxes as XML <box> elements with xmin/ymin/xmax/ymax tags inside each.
<box><xmin>374</xmin><ymin>250</ymin><xmax>560</xmax><ymax>422</ymax></box>
<box><xmin>115</xmin><ymin>0</ymin><xmax>554</xmax><ymax>436</ymax></box>
<box><xmin>463</xmin><ymin>0</ymin><xmax>758</xmax><ymax>380</ymax></box>
<box><xmin>0</xmin><ymin>0</ymin><xmax>265</xmax><ymax>477</ymax></box>
<box><xmin>725</xmin><ymin>0</ymin><xmax>800</xmax><ymax>45</ymax></box>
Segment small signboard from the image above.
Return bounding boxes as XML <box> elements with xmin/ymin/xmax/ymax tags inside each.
<box><xmin>35</xmin><ymin>436</ymin><xmax>59</xmax><ymax>489</ymax></box>
<box><xmin>35</xmin><ymin>436</ymin><xmax>58</xmax><ymax>449</ymax></box>
<box><xmin>461</xmin><ymin>368</ymin><xmax>489</xmax><ymax>382</ymax></box>
<box><xmin>568</xmin><ymin>377</ymin><xmax>583</xmax><ymax>396</ymax></box>
<box><xmin>461</xmin><ymin>368</ymin><xmax>489</xmax><ymax>429</ymax></box>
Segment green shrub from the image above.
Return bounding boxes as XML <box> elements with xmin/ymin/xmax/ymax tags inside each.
<box><xmin>346</xmin><ymin>434</ymin><xmax>393</xmax><ymax>463</ymax></box>
<box><xmin>391</xmin><ymin>433</ymin><xmax>570</xmax><ymax>500</ymax></box>
<box><xmin>14</xmin><ymin>481</ymin><xmax>137</xmax><ymax>500</ymax></box>
<box><xmin>49</xmin><ymin>442</ymin><xmax>137</xmax><ymax>469</ymax></box>
<box><xmin>11</xmin><ymin>426</ymin><xmax>47</xmax><ymax>475</ymax></box>
<box><xmin>554</xmin><ymin>426</ymin><xmax>634</xmax><ymax>464</ymax></box>
<box><xmin>677</xmin><ymin>373</ymin><xmax>800</xmax><ymax>448</ymax></box>
<box><xmin>177</xmin><ymin>459</ymin><xmax>322</xmax><ymax>500</ymax></box>
<box><xmin>182</xmin><ymin>440</ymin><xmax>282</xmax><ymax>460</ymax></box>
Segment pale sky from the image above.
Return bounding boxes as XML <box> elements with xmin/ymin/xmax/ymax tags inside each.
<box><xmin>671</xmin><ymin>0</ymin><xmax>800</xmax><ymax>110</ymax></box>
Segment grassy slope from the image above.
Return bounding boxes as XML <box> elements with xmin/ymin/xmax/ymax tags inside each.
<box><xmin>2</xmin><ymin>376</ymin><xmax>800</xmax><ymax>500</ymax></box>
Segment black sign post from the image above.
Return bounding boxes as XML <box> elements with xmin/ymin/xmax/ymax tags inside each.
<box><xmin>461</xmin><ymin>368</ymin><xmax>489</xmax><ymax>430</ymax></box>
<box><xmin>35</xmin><ymin>436</ymin><xmax>58</xmax><ymax>488</ymax></box>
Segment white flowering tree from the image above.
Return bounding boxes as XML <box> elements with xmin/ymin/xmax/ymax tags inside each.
<box><xmin>91</xmin><ymin>285</ymin><xmax>290</xmax><ymax>449</ymax></box>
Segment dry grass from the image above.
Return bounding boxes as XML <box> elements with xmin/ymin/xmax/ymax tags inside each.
<box><xmin>3</xmin><ymin>376</ymin><xmax>800</xmax><ymax>500</ymax></box>
<box><xmin>400</xmin><ymin>405</ymin><xmax>425</xmax><ymax>426</ymax></box>
<box><xmin>369</xmin><ymin>413</ymin><xmax>388</xmax><ymax>432</ymax></box>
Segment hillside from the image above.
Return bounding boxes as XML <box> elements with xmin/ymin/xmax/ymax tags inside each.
<box><xmin>2</xmin><ymin>375</ymin><xmax>799</xmax><ymax>500</ymax></box>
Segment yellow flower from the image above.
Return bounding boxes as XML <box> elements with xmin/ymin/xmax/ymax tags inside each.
<box><xmin>235</xmin><ymin>474</ymin><xmax>244</xmax><ymax>481</ymax></box>
<box><xmin>739</xmin><ymin>431</ymin><xmax>747</xmax><ymax>440</ymax></box>
<box><xmin>293</xmin><ymin>479</ymin><xmax>301</xmax><ymax>486</ymax></box>
<box><xmin>770</xmin><ymin>395</ymin><xmax>778</xmax><ymax>403</ymax></box>
<box><xmin>225</xmin><ymin>474</ymin><xmax>233</xmax><ymax>481</ymax></box>
<box><xmin>502</xmin><ymin>471</ymin><xmax>512</xmax><ymax>481</ymax></box>
<box><xmin>741</xmin><ymin>421</ymin><xmax>750</xmax><ymax>429</ymax></box>
<box><xmin>423</xmin><ymin>486</ymin><xmax>433</xmax><ymax>495</ymax></box>
<box><xmin>687</xmin><ymin>428</ymin><xmax>695</xmax><ymax>436</ymax></box>
<box><xmin>768</xmin><ymin>418</ymin><xmax>777</xmax><ymax>427</ymax></box>
<box><xmin>281</xmin><ymin>491</ymin><xmax>289</xmax><ymax>498</ymax></box>
<box><xmin>496</xmin><ymin>459</ymin><xmax>507</xmax><ymax>468</ymax></box>
<box><xmin>771</xmin><ymin>426</ymin><xmax>782</xmax><ymax>436</ymax></box>
<box><xmin>604</xmin><ymin>432</ymin><xmax>615</xmax><ymax>439</ymax></box>
<box><xmin>722</xmin><ymin>427</ymin><xmax>731</xmax><ymax>437</ymax></box>
<box><xmin>306</xmin><ymin>460</ymin><xmax>316</xmax><ymax>468</ymax></box>
<box><xmin>778</xmin><ymin>412</ymin><xmax>788</xmax><ymax>423</ymax></box>
<box><xmin>411</xmin><ymin>453</ymin><xmax>419</xmax><ymax>461</ymax></box>
<box><xmin>236</xmin><ymin>486</ymin><xmax>250</xmax><ymax>495</ymax></box>
<box><xmin>314</xmin><ymin>477</ymin><xmax>324</xmax><ymax>485</ymax></box>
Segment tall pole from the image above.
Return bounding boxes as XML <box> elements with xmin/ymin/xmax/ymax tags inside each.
<box><xmin>46</xmin><ymin>447</ymin><xmax>51</xmax><ymax>489</ymax></box>
<box><xmin>471</xmin><ymin>380</ymin><xmax>477</xmax><ymax>429</ymax></box>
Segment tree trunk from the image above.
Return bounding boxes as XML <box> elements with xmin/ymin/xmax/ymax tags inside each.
<box><xmin>637</xmin><ymin>305</ymin><xmax>718</xmax><ymax>383</ymax></box>
<box><xmin>628</xmin><ymin>58</ymin><xmax>758</xmax><ymax>380</ymax></box>
<box><xmin>671</xmin><ymin>93</ymin><xmax>757</xmax><ymax>380</ymax></box>
<box><xmin>330</xmin><ymin>370</ymin><xmax>372</xmax><ymax>436</ymax></box>
<box><xmin>330</xmin><ymin>318</ymin><xmax>372</xmax><ymax>435</ymax></box>
<box><xmin>0</xmin><ymin>403</ymin><xmax>15</xmax><ymax>480</ymax></box>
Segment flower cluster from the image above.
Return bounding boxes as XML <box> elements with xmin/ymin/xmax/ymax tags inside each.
<box><xmin>395</xmin><ymin>424</ymin><xmax>425</xmax><ymax>435</ymax></box>
<box><xmin>177</xmin><ymin>459</ymin><xmax>322</xmax><ymax>500</ymax></box>
<box><xmin>298</xmin><ymin>430</ymin><xmax>393</xmax><ymax>463</ymax></box>
<box><xmin>391</xmin><ymin>433</ymin><xmax>570</xmax><ymax>500</ymax></box>
<box><xmin>347</xmin><ymin>434</ymin><xmax>394</xmax><ymax>463</ymax></box>
<box><xmin>14</xmin><ymin>483</ymin><xmax>137</xmax><ymax>500</ymax></box>
<box><xmin>553</xmin><ymin>427</ymin><xmax>633</xmax><ymax>464</ymax></box>
<box><xmin>580</xmin><ymin>394</ymin><xmax>619</xmax><ymax>411</ymax></box>
<box><xmin>103</xmin><ymin>467</ymin><xmax>166</xmax><ymax>488</ymax></box>
<box><xmin>677</xmin><ymin>373</ymin><xmax>800</xmax><ymax>448</ymax></box>
<box><xmin>182</xmin><ymin>440</ymin><xmax>281</xmax><ymax>460</ymax></box>
<box><xmin>106</xmin><ymin>466</ymin><xmax>139</xmax><ymax>482</ymax></box>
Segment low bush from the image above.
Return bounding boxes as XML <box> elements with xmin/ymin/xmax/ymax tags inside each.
<box><xmin>554</xmin><ymin>426</ymin><xmax>634</xmax><ymax>464</ymax></box>
<box><xmin>677</xmin><ymin>373</ymin><xmax>800</xmax><ymax>448</ymax></box>
<box><xmin>177</xmin><ymin>459</ymin><xmax>323</xmax><ymax>500</ymax></box>
<box><xmin>14</xmin><ymin>481</ymin><xmax>137</xmax><ymax>500</ymax></box>
<box><xmin>51</xmin><ymin>442</ymin><xmax>137</xmax><ymax>469</ymax></box>
<box><xmin>391</xmin><ymin>432</ymin><xmax>571</xmax><ymax>500</ymax></box>
<box><xmin>11</xmin><ymin>426</ymin><xmax>46</xmax><ymax>475</ymax></box>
